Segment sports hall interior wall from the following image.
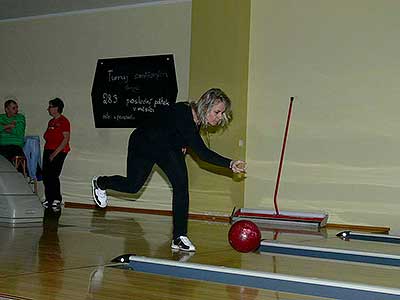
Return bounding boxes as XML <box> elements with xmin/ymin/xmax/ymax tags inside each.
<box><xmin>1</xmin><ymin>0</ymin><xmax>400</xmax><ymax>234</ymax></box>
<box><xmin>246</xmin><ymin>0</ymin><xmax>400</xmax><ymax>234</ymax></box>
<box><xmin>187</xmin><ymin>0</ymin><xmax>250</xmax><ymax>213</ymax></box>
<box><xmin>0</xmin><ymin>1</ymin><xmax>192</xmax><ymax>210</ymax></box>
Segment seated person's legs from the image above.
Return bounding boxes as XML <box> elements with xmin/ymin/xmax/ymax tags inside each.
<box><xmin>0</xmin><ymin>144</ymin><xmax>26</xmax><ymax>173</ymax></box>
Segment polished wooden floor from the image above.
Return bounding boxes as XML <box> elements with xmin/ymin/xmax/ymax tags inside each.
<box><xmin>1</xmin><ymin>207</ymin><xmax>399</xmax><ymax>300</ymax></box>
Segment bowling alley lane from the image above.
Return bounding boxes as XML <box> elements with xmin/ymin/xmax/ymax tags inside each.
<box><xmin>1</xmin><ymin>207</ymin><xmax>399</xmax><ymax>300</ymax></box>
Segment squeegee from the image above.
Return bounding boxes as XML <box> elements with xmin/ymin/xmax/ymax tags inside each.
<box><xmin>231</xmin><ymin>97</ymin><xmax>328</xmax><ymax>229</ymax></box>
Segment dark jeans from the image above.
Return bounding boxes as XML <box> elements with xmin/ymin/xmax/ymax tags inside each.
<box><xmin>97</xmin><ymin>131</ymin><xmax>189</xmax><ymax>239</ymax></box>
<box><xmin>43</xmin><ymin>149</ymin><xmax>67</xmax><ymax>204</ymax></box>
<box><xmin>0</xmin><ymin>144</ymin><xmax>26</xmax><ymax>173</ymax></box>
<box><xmin>0</xmin><ymin>144</ymin><xmax>25</xmax><ymax>161</ymax></box>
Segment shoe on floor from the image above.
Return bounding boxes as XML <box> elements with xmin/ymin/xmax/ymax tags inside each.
<box><xmin>171</xmin><ymin>236</ymin><xmax>196</xmax><ymax>252</ymax></box>
<box><xmin>42</xmin><ymin>200</ymin><xmax>49</xmax><ymax>209</ymax></box>
<box><xmin>52</xmin><ymin>200</ymin><xmax>62</xmax><ymax>212</ymax></box>
<box><xmin>92</xmin><ymin>176</ymin><xmax>108</xmax><ymax>208</ymax></box>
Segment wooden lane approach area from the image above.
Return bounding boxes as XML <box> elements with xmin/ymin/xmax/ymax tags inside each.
<box><xmin>259</xmin><ymin>241</ymin><xmax>400</xmax><ymax>267</ymax></box>
<box><xmin>113</xmin><ymin>255</ymin><xmax>400</xmax><ymax>300</ymax></box>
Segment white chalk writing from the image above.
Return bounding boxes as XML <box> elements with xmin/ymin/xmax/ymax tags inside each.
<box><xmin>126</xmin><ymin>96</ymin><xmax>152</xmax><ymax>107</ymax></box>
<box><xmin>154</xmin><ymin>97</ymin><xmax>170</xmax><ymax>108</ymax></box>
<box><xmin>102</xmin><ymin>113</ymin><xmax>111</xmax><ymax>120</ymax></box>
<box><xmin>134</xmin><ymin>70</ymin><xmax>168</xmax><ymax>80</ymax></box>
<box><xmin>108</xmin><ymin>70</ymin><xmax>128</xmax><ymax>83</ymax></box>
<box><xmin>103</xmin><ymin>93</ymin><xmax>118</xmax><ymax>104</ymax></box>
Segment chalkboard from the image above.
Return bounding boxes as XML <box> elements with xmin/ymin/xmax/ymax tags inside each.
<box><xmin>91</xmin><ymin>54</ymin><xmax>178</xmax><ymax>128</ymax></box>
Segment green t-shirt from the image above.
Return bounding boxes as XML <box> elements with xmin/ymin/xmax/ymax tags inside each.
<box><xmin>0</xmin><ymin>113</ymin><xmax>26</xmax><ymax>147</ymax></box>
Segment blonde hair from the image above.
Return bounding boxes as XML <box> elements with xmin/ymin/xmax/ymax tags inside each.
<box><xmin>190</xmin><ymin>88</ymin><xmax>232</xmax><ymax>128</ymax></box>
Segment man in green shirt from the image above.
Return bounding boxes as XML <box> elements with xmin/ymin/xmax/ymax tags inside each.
<box><xmin>0</xmin><ymin>99</ymin><xmax>26</xmax><ymax>163</ymax></box>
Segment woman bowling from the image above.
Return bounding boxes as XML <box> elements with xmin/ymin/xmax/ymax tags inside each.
<box><xmin>91</xmin><ymin>88</ymin><xmax>246</xmax><ymax>252</ymax></box>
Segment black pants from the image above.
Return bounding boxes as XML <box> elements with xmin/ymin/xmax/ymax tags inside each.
<box><xmin>0</xmin><ymin>145</ymin><xmax>25</xmax><ymax>161</ymax></box>
<box><xmin>0</xmin><ymin>145</ymin><xmax>26</xmax><ymax>173</ymax></box>
<box><xmin>0</xmin><ymin>144</ymin><xmax>25</xmax><ymax>161</ymax></box>
<box><xmin>98</xmin><ymin>131</ymin><xmax>189</xmax><ymax>239</ymax></box>
<box><xmin>43</xmin><ymin>149</ymin><xmax>67</xmax><ymax>204</ymax></box>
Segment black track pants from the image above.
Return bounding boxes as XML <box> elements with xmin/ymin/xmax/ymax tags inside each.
<box><xmin>97</xmin><ymin>131</ymin><xmax>189</xmax><ymax>239</ymax></box>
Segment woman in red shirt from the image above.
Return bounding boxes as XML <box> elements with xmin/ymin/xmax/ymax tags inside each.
<box><xmin>42</xmin><ymin>98</ymin><xmax>71</xmax><ymax>212</ymax></box>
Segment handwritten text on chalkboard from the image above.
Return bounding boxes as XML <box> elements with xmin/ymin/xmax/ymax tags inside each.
<box><xmin>91</xmin><ymin>54</ymin><xmax>177</xmax><ymax>128</ymax></box>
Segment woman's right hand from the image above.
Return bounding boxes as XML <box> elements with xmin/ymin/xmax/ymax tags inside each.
<box><xmin>230</xmin><ymin>160</ymin><xmax>246</xmax><ymax>173</ymax></box>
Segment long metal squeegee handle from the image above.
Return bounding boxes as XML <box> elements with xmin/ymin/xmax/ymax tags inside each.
<box><xmin>273</xmin><ymin>96</ymin><xmax>295</xmax><ymax>215</ymax></box>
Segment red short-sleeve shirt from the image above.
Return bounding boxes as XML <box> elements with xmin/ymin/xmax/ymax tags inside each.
<box><xmin>44</xmin><ymin>115</ymin><xmax>71</xmax><ymax>153</ymax></box>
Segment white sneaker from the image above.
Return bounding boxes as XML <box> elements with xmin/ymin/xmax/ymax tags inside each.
<box><xmin>171</xmin><ymin>236</ymin><xmax>196</xmax><ymax>252</ymax></box>
<box><xmin>42</xmin><ymin>200</ymin><xmax>49</xmax><ymax>209</ymax></box>
<box><xmin>92</xmin><ymin>176</ymin><xmax>108</xmax><ymax>208</ymax></box>
<box><xmin>52</xmin><ymin>200</ymin><xmax>62</xmax><ymax>212</ymax></box>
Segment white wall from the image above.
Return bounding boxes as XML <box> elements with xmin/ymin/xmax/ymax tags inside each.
<box><xmin>246</xmin><ymin>0</ymin><xmax>400</xmax><ymax>233</ymax></box>
<box><xmin>0</xmin><ymin>1</ymin><xmax>192</xmax><ymax>209</ymax></box>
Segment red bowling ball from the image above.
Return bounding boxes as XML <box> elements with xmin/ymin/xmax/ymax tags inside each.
<box><xmin>228</xmin><ymin>220</ymin><xmax>261</xmax><ymax>253</ymax></box>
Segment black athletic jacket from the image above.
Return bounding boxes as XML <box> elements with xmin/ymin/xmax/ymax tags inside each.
<box><xmin>134</xmin><ymin>102</ymin><xmax>231</xmax><ymax>168</ymax></box>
